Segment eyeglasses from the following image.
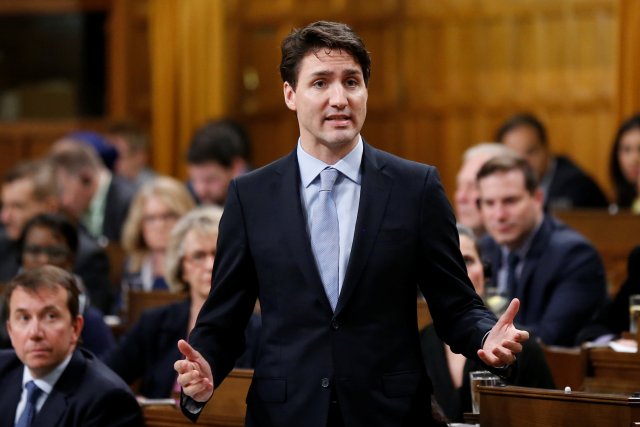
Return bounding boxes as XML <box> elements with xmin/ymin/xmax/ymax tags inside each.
<box><xmin>23</xmin><ymin>245</ymin><xmax>71</xmax><ymax>262</ymax></box>
<box><xmin>142</xmin><ymin>212</ymin><xmax>179</xmax><ymax>225</ymax></box>
<box><xmin>183</xmin><ymin>250</ymin><xmax>216</xmax><ymax>266</ymax></box>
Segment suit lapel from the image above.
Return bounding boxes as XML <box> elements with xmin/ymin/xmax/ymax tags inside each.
<box><xmin>336</xmin><ymin>144</ymin><xmax>392</xmax><ymax>314</ymax></box>
<box><xmin>33</xmin><ymin>350</ymin><xmax>86</xmax><ymax>427</ymax></box>
<box><xmin>0</xmin><ymin>363</ymin><xmax>22</xmax><ymax>424</ymax></box>
<box><xmin>517</xmin><ymin>217</ymin><xmax>552</xmax><ymax>303</ymax></box>
<box><xmin>274</xmin><ymin>151</ymin><xmax>330</xmax><ymax>308</ymax></box>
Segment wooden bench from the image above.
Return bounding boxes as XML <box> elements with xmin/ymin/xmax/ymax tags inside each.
<box><xmin>553</xmin><ymin>209</ymin><xmax>640</xmax><ymax>294</ymax></box>
<box><xmin>479</xmin><ymin>385</ymin><xmax>640</xmax><ymax>426</ymax></box>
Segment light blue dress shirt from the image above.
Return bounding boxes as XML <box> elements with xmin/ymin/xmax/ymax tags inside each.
<box><xmin>297</xmin><ymin>138</ymin><xmax>363</xmax><ymax>294</ymax></box>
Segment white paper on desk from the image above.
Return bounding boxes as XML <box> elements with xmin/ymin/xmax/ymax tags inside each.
<box><xmin>608</xmin><ymin>340</ymin><xmax>638</xmax><ymax>353</ymax></box>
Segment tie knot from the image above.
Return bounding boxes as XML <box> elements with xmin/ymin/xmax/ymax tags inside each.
<box><xmin>319</xmin><ymin>168</ymin><xmax>339</xmax><ymax>192</ymax></box>
<box><xmin>25</xmin><ymin>381</ymin><xmax>42</xmax><ymax>403</ymax></box>
<box><xmin>507</xmin><ymin>251</ymin><xmax>520</xmax><ymax>268</ymax></box>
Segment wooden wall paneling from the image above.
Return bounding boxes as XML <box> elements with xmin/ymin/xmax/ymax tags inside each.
<box><xmin>617</xmin><ymin>0</ymin><xmax>640</xmax><ymax>120</ymax></box>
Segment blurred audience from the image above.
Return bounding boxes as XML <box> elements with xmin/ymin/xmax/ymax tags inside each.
<box><xmin>186</xmin><ymin>119</ymin><xmax>251</xmax><ymax>206</ymax></box>
<box><xmin>420</xmin><ymin>223</ymin><xmax>554</xmax><ymax>423</ymax></box>
<box><xmin>15</xmin><ymin>213</ymin><xmax>115</xmax><ymax>357</ymax></box>
<box><xmin>0</xmin><ymin>159</ymin><xmax>112</xmax><ymax>313</ymax></box>
<box><xmin>454</xmin><ymin>143</ymin><xmax>514</xmax><ymax>236</ymax></box>
<box><xmin>609</xmin><ymin>113</ymin><xmax>640</xmax><ymax>212</ymax></box>
<box><xmin>120</xmin><ymin>176</ymin><xmax>195</xmax><ymax>307</ymax></box>
<box><xmin>496</xmin><ymin>113</ymin><xmax>608</xmax><ymax>210</ymax></box>
<box><xmin>105</xmin><ymin>207</ymin><xmax>260</xmax><ymax>398</ymax></box>
<box><xmin>49</xmin><ymin>135</ymin><xmax>136</xmax><ymax>245</ymax></box>
<box><xmin>477</xmin><ymin>154</ymin><xmax>607</xmax><ymax>345</ymax></box>
<box><xmin>106</xmin><ymin>120</ymin><xmax>157</xmax><ymax>188</ymax></box>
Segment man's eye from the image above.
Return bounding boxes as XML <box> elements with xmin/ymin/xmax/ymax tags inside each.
<box><xmin>313</xmin><ymin>80</ymin><xmax>326</xmax><ymax>88</ymax></box>
<box><xmin>345</xmin><ymin>79</ymin><xmax>358</xmax><ymax>87</ymax></box>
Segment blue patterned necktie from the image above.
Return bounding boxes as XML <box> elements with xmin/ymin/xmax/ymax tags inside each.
<box><xmin>310</xmin><ymin>168</ymin><xmax>340</xmax><ymax>311</ymax></box>
<box><xmin>16</xmin><ymin>381</ymin><xmax>43</xmax><ymax>427</ymax></box>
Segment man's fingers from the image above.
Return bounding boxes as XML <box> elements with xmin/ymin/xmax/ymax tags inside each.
<box><xmin>498</xmin><ymin>298</ymin><xmax>520</xmax><ymax>326</ymax></box>
<box><xmin>501</xmin><ymin>339</ymin><xmax>523</xmax><ymax>354</ymax></box>
<box><xmin>178</xmin><ymin>339</ymin><xmax>201</xmax><ymax>362</ymax></box>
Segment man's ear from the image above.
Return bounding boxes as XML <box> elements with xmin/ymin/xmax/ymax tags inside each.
<box><xmin>71</xmin><ymin>315</ymin><xmax>84</xmax><ymax>345</ymax></box>
<box><xmin>283</xmin><ymin>82</ymin><xmax>297</xmax><ymax>112</ymax></box>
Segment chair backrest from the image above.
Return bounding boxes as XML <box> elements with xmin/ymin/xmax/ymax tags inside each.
<box><xmin>127</xmin><ymin>290</ymin><xmax>187</xmax><ymax>327</ymax></box>
<box><xmin>540</xmin><ymin>342</ymin><xmax>587</xmax><ymax>390</ymax></box>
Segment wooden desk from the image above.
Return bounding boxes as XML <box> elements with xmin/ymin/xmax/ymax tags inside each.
<box><xmin>552</xmin><ymin>210</ymin><xmax>640</xmax><ymax>292</ymax></box>
<box><xmin>583</xmin><ymin>346</ymin><xmax>640</xmax><ymax>395</ymax></box>
<box><xmin>144</xmin><ymin>369</ymin><xmax>252</xmax><ymax>427</ymax></box>
<box><xmin>479</xmin><ymin>385</ymin><xmax>640</xmax><ymax>427</ymax></box>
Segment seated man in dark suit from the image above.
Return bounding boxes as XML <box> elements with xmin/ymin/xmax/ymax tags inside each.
<box><xmin>496</xmin><ymin>113</ymin><xmax>608</xmax><ymax>210</ymax></box>
<box><xmin>0</xmin><ymin>265</ymin><xmax>142</xmax><ymax>426</ymax></box>
<box><xmin>477</xmin><ymin>154</ymin><xmax>608</xmax><ymax>346</ymax></box>
<box><xmin>0</xmin><ymin>160</ymin><xmax>113</xmax><ymax>313</ymax></box>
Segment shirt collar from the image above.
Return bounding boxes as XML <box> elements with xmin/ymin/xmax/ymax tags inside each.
<box><xmin>297</xmin><ymin>137</ymin><xmax>363</xmax><ymax>188</ymax></box>
<box><xmin>22</xmin><ymin>352</ymin><xmax>73</xmax><ymax>395</ymax></box>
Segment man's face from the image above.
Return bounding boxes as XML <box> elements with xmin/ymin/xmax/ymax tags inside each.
<box><xmin>454</xmin><ymin>154</ymin><xmax>493</xmax><ymax>234</ymax></box>
<box><xmin>501</xmin><ymin>126</ymin><xmax>549</xmax><ymax>181</ymax></box>
<box><xmin>56</xmin><ymin>169</ymin><xmax>97</xmax><ymax>220</ymax></box>
<box><xmin>283</xmin><ymin>49</ymin><xmax>368</xmax><ymax>162</ymax></box>
<box><xmin>6</xmin><ymin>284</ymin><xmax>83</xmax><ymax>378</ymax></box>
<box><xmin>1</xmin><ymin>179</ymin><xmax>47</xmax><ymax>240</ymax></box>
<box><xmin>188</xmin><ymin>161</ymin><xmax>234</xmax><ymax>206</ymax></box>
<box><xmin>478</xmin><ymin>170</ymin><xmax>543</xmax><ymax>249</ymax></box>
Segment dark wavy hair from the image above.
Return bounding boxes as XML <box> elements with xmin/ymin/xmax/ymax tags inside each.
<box><xmin>279</xmin><ymin>21</ymin><xmax>371</xmax><ymax>89</ymax></box>
<box><xmin>609</xmin><ymin>113</ymin><xmax>640</xmax><ymax>208</ymax></box>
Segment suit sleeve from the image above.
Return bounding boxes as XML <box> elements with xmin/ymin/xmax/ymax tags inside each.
<box><xmin>82</xmin><ymin>388</ymin><xmax>144</xmax><ymax>427</ymax></box>
<box><xmin>187</xmin><ymin>179</ymin><xmax>259</xmax><ymax>386</ymax></box>
<box><xmin>415</xmin><ymin>167</ymin><xmax>497</xmax><ymax>359</ymax></box>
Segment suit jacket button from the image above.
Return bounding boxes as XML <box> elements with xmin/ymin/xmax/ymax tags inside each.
<box><xmin>321</xmin><ymin>378</ymin><xmax>331</xmax><ymax>388</ymax></box>
<box><xmin>331</xmin><ymin>319</ymin><xmax>340</xmax><ymax>330</ymax></box>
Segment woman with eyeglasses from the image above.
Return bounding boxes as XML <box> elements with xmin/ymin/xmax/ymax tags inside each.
<box><xmin>120</xmin><ymin>176</ymin><xmax>195</xmax><ymax>307</ymax></box>
<box><xmin>105</xmin><ymin>206</ymin><xmax>261</xmax><ymax>398</ymax></box>
<box><xmin>7</xmin><ymin>213</ymin><xmax>115</xmax><ymax>357</ymax></box>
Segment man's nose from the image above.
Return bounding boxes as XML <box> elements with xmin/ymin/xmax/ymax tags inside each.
<box><xmin>329</xmin><ymin>84</ymin><xmax>347</xmax><ymax>108</ymax></box>
<box><xmin>28</xmin><ymin>320</ymin><xmax>44</xmax><ymax>339</ymax></box>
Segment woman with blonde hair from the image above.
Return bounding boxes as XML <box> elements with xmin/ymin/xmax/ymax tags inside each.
<box><xmin>120</xmin><ymin>176</ymin><xmax>195</xmax><ymax>300</ymax></box>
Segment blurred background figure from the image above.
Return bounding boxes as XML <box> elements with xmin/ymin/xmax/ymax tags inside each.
<box><xmin>0</xmin><ymin>159</ymin><xmax>112</xmax><ymax>313</ymax></box>
<box><xmin>496</xmin><ymin>113</ymin><xmax>608</xmax><ymax>210</ymax></box>
<box><xmin>120</xmin><ymin>176</ymin><xmax>195</xmax><ymax>308</ymax></box>
<box><xmin>186</xmin><ymin>118</ymin><xmax>251</xmax><ymax>206</ymax></box>
<box><xmin>419</xmin><ymin>223</ymin><xmax>554</xmax><ymax>423</ymax></box>
<box><xmin>49</xmin><ymin>134</ymin><xmax>136</xmax><ymax>245</ymax></box>
<box><xmin>609</xmin><ymin>113</ymin><xmax>640</xmax><ymax>213</ymax></box>
<box><xmin>106</xmin><ymin>120</ymin><xmax>157</xmax><ymax>188</ymax></box>
<box><xmin>454</xmin><ymin>143</ymin><xmax>515</xmax><ymax>237</ymax></box>
<box><xmin>104</xmin><ymin>206</ymin><xmax>260</xmax><ymax>398</ymax></box>
<box><xmin>0</xmin><ymin>213</ymin><xmax>115</xmax><ymax>357</ymax></box>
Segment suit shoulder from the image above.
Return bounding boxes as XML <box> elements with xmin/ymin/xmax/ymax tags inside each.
<box><xmin>80</xmin><ymin>349</ymin><xmax>137</xmax><ymax>393</ymax></box>
<box><xmin>0</xmin><ymin>349</ymin><xmax>21</xmax><ymax>373</ymax></box>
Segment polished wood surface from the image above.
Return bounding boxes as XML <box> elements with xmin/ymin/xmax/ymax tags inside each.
<box><xmin>126</xmin><ymin>290</ymin><xmax>187</xmax><ymax>326</ymax></box>
<box><xmin>541</xmin><ymin>343</ymin><xmax>587</xmax><ymax>391</ymax></box>
<box><xmin>143</xmin><ymin>369</ymin><xmax>252</xmax><ymax>427</ymax></box>
<box><xmin>479</xmin><ymin>385</ymin><xmax>640</xmax><ymax>427</ymax></box>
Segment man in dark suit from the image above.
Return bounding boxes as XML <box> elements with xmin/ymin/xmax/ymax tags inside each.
<box><xmin>495</xmin><ymin>113</ymin><xmax>609</xmax><ymax>210</ymax></box>
<box><xmin>175</xmin><ymin>21</ymin><xmax>528</xmax><ymax>427</ymax></box>
<box><xmin>0</xmin><ymin>266</ymin><xmax>142</xmax><ymax>427</ymax></box>
<box><xmin>0</xmin><ymin>160</ymin><xmax>113</xmax><ymax>314</ymax></box>
<box><xmin>477</xmin><ymin>154</ymin><xmax>608</xmax><ymax>346</ymax></box>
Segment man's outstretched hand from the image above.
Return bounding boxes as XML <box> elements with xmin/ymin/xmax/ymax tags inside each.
<box><xmin>174</xmin><ymin>339</ymin><xmax>215</xmax><ymax>402</ymax></box>
<box><xmin>478</xmin><ymin>298</ymin><xmax>530</xmax><ymax>367</ymax></box>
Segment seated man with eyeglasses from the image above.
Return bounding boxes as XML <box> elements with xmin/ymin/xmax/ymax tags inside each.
<box><xmin>3</xmin><ymin>213</ymin><xmax>116</xmax><ymax>357</ymax></box>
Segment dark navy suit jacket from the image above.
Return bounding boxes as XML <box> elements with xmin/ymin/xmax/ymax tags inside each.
<box><xmin>0</xmin><ymin>347</ymin><xmax>142</xmax><ymax>427</ymax></box>
<box><xmin>184</xmin><ymin>143</ymin><xmax>498</xmax><ymax>427</ymax></box>
<box><xmin>545</xmin><ymin>155</ymin><xmax>608</xmax><ymax>209</ymax></box>
<box><xmin>480</xmin><ymin>215</ymin><xmax>607</xmax><ymax>346</ymax></box>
